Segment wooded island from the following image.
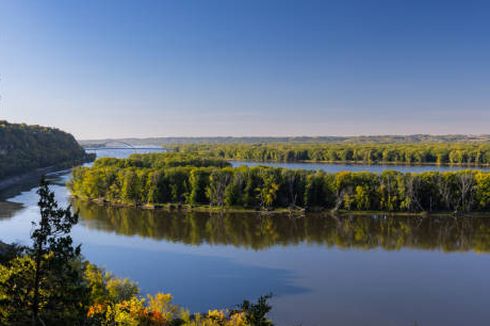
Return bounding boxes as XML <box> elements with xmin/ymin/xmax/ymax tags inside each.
<box><xmin>169</xmin><ymin>143</ymin><xmax>490</xmax><ymax>165</ymax></box>
<box><xmin>70</xmin><ymin>152</ymin><xmax>490</xmax><ymax>213</ymax></box>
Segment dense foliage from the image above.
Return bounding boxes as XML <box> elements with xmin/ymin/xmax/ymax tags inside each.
<box><xmin>70</xmin><ymin>153</ymin><xmax>490</xmax><ymax>213</ymax></box>
<box><xmin>93</xmin><ymin>153</ymin><xmax>231</xmax><ymax>169</ymax></box>
<box><xmin>169</xmin><ymin>143</ymin><xmax>490</xmax><ymax>165</ymax></box>
<box><xmin>75</xmin><ymin>204</ymin><xmax>490</xmax><ymax>253</ymax></box>
<box><xmin>0</xmin><ymin>180</ymin><xmax>273</xmax><ymax>325</ymax></box>
<box><xmin>0</xmin><ymin>121</ymin><xmax>94</xmax><ymax>179</ymax></box>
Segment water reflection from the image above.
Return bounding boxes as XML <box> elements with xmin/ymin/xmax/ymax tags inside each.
<box><xmin>2</xmin><ymin>151</ymin><xmax>490</xmax><ymax>325</ymax></box>
<box><xmin>73</xmin><ymin>200</ymin><xmax>490</xmax><ymax>253</ymax></box>
<box><xmin>0</xmin><ymin>201</ymin><xmax>24</xmax><ymax>220</ymax></box>
<box><xmin>84</xmin><ymin>245</ymin><xmax>307</xmax><ymax>312</ymax></box>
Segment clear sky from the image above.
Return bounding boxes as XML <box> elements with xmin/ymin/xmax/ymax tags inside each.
<box><xmin>0</xmin><ymin>0</ymin><xmax>489</xmax><ymax>139</ymax></box>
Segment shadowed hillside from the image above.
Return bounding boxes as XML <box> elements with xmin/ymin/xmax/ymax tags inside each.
<box><xmin>0</xmin><ymin>121</ymin><xmax>94</xmax><ymax>180</ymax></box>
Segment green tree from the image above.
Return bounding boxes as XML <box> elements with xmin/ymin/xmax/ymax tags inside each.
<box><xmin>188</xmin><ymin>168</ymin><xmax>211</xmax><ymax>205</ymax></box>
<box><xmin>256</xmin><ymin>170</ymin><xmax>280</xmax><ymax>209</ymax></box>
<box><xmin>0</xmin><ymin>178</ymin><xmax>88</xmax><ymax>325</ymax></box>
<box><xmin>30</xmin><ymin>178</ymin><xmax>88</xmax><ymax>325</ymax></box>
<box><xmin>0</xmin><ymin>255</ymin><xmax>36</xmax><ymax>324</ymax></box>
<box><xmin>207</xmin><ymin>169</ymin><xmax>232</xmax><ymax>207</ymax></box>
<box><xmin>476</xmin><ymin>172</ymin><xmax>490</xmax><ymax>209</ymax></box>
<box><xmin>238</xmin><ymin>294</ymin><xmax>273</xmax><ymax>326</ymax></box>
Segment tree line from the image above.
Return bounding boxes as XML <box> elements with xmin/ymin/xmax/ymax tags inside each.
<box><xmin>0</xmin><ymin>121</ymin><xmax>94</xmax><ymax>179</ymax></box>
<box><xmin>69</xmin><ymin>153</ymin><xmax>490</xmax><ymax>213</ymax></box>
<box><xmin>169</xmin><ymin>143</ymin><xmax>490</xmax><ymax>165</ymax></box>
<box><xmin>0</xmin><ymin>179</ymin><xmax>273</xmax><ymax>325</ymax></box>
<box><xmin>93</xmin><ymin>152</ymin><xmax>231</xmax><ymax>169</ymax></box>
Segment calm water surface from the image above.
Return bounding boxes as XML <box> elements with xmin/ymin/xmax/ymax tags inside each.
<box><xmin>0</xmin><ymin>148</ymin><xmax>489</xmax><ymax>326</ymax></box>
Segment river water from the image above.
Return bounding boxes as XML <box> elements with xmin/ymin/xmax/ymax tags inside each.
<box><xmin>0</xmin><ymin>148</ymin><xmax>489</xmax><ymax>326</ymax></box>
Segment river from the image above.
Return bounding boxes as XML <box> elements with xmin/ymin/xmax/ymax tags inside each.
<box><xmin>0</xmin><ymin>148</ymin><xmax>489</xmax><ymax>326</ymax></box>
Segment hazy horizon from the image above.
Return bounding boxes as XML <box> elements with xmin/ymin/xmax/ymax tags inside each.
<box><xmin>77</xmin><ymin>134</ymin><xmax>490</xmax><ymax>143</ymax></box>
<box><xmin>1</xmin><ymin>0</ymin><xmax>489</xmax><ymax>139</ymax></box>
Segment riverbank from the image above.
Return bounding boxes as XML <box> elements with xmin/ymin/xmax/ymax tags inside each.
<box><xmin>71</xmin><ymin>196</ymin><xmax>301</xmax><ymax>214</ymax></box>
<box><xmin>93</xmin><ymin>147</ymin><xmax>490</xmax><ymax>168</ymax></box>
<box><xmin>72</xmin><ymin>195</ymin><xmax>482</xmax><ymax>218</ymax></box>
<box><xmin>69</xmin><ymin>153</ymin><xmax>490</xmax><ymax>215</ymax></box>
<box><xmin>4</xmin><ymin>148</ymin><xmax>490</xmax><ymax>326</ymax></box>
<box><xmin>0</xmin><ymin>158</ymin><xmax>93</xmax><ymax>199</ymax></box>
<box><xmin>231</xmin><ymin>158</ymin><xmax>490</xmax><ymax>168</ymax></box>
<box><xmin>166</xmin><ymin>143</ymin><xmax>490</xmax><ymax>167</ymax></box>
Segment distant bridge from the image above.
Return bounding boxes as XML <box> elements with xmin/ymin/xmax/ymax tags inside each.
<box><xmin>83</xmin><ymin>141</ymin><xmax>134</xmax><ymax>150</ymax></box>
<box><xmin>83</xmin><ymin>141</ymin><xmax>164</xmax><ymax>151</ymax></box>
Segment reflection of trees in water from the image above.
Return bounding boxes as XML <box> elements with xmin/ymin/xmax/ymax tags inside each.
<box><xmin>73</xmin><ymin>200</ymin><xmax>490</xmax><ymax>252</ymax></box>
<box><xmin>0</xmin><ymin>201</ymin><xmax>24</xmax><ymax>219</ymax></box>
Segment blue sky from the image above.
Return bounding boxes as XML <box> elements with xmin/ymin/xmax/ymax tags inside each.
<box><xmin>0</xmin><ymin>0</ymin><xmax>489</xmax><ymax>139</ymax></box>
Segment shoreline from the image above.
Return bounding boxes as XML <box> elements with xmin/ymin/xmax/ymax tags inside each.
<box><xmin>226</xmin><ymin>158</ymin><xmax>490</xmax><ymax>168</ymax></box>
<box><xmin>0</xmin><ymin>158</ymin><xmax>93</xmax><ymax>198</ymax></box>
<box><xmin>71</xmin><ymin>196</ymin><xmax>487</xmax><ymax>217</ymax></box>
<box><xmin>85</xmin><ymin>147</ymin><xmax>490</xmax><ymax>168</ymax></box>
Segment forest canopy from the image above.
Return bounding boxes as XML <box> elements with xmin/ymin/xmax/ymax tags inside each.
<box><xmin>69</xmin><ymin>153</ymin><xmax>490</xmax><ymax>213</ymax></box>
<box><xmin>0</xmin><ymin>121</ymin><xmax>94</xmax><ymax>179</ymax></box>
<box><xmin>168</xmin><ymin>143</ymin><xmax>490</xmax><ymax>165</ymax></box>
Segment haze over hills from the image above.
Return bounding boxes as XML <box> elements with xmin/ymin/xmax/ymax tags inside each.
<box><xmin>79</xmin><ymin>134</ymin><xmax>490</xmax><ymax>147</ymax></box>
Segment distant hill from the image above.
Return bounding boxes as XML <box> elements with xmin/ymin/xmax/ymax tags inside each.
<box><xmin>79</xmin><ymin>134</ymin><xmax>490</xmax><ymax>147</ymax></box>
<box><xmin>0</xmin><ymin>121</ymin><xmax>94</xmax><ymax>180</ymax></box>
